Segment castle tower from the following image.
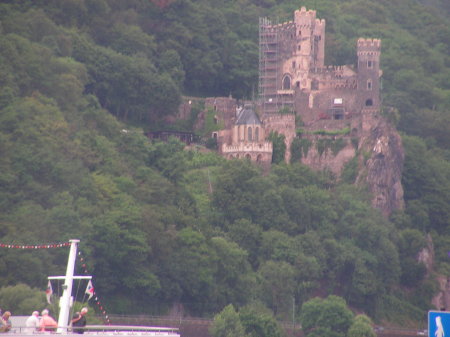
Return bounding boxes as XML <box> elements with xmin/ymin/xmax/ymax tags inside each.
<box><xmin>259</xmin><ymin>7</ymin><xmax>326</xmax><ymax>115</ymax></box>
<box><xmin>357</xmin><ymin>38</ymin><xmax>381</xmax><ymax>111</ymax></box>
<box><xmin>293</xmin><ymin>7</ymin><xmax>325</xmax><ymax>71</ymax></box>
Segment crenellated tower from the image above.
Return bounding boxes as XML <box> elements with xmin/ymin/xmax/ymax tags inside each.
<box><xmin>357</xmin><ymin>38</ymin><xmax>382</xmax><ymax>111</ymax></box>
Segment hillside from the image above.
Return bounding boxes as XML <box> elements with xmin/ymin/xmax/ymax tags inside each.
<box><xmin>0</xmin><ymin>0</ymin><xmax>449</xmax><ymax>329</ymax></box>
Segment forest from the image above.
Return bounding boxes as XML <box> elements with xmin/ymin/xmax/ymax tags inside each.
<box><xmin>0</xmin><ymin>0</ymin><xmax>449</xmax><ymax>334</ymax></box>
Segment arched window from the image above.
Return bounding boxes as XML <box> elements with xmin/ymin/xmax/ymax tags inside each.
<box><xmin>245</xmin><ymin>154</ymin><xmax>251</xmax><ymax>160</ymax></box>
<box><xmin>256</xmin><ymin>154</ymin><xmax>262</xmax><ymax>162</ymax></box>
<box><xmin>255</xmin><ymin>127</ymin><xmax>259</xmax><ymax>141</ymax></box>
<box><xmin>282</xmin><ymin>75</ymin><xmax>291</xmax><ymax>90</ymax></box>
<box><xmin>248</xmin><ymin>127</ymin><xmax>252</xmax><ymax>141</ymax></box>
<box><xmin>365</xmin><ymin>99</ymin><xmax>373</xmax><ymax>106</ymax></box>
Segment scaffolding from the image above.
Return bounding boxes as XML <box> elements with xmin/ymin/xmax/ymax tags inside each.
<box><xmin>259</xmin><ymin>17</ymin><xmax>279</xmax><ymax>115</ymax></box>
<box><xmin>259</xmin><ymin>17</ymin><xmax>294</xmax><ymax>115</ymax></box>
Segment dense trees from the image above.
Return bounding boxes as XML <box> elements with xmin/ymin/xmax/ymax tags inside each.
<box><xmin>0</xmin><ymin>0</ymin><xmax>449</xmax><ymax>331</ymax></box>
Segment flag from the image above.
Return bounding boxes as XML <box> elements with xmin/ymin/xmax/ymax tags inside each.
<box><xmin>85</xmin><ymin>280</ymin><xmax>94</xmax><ymax>300</ymax></box>
<box><xmin>46</xmin><ymin>281</ymin><xmax>53</xmax><ymax>304</ymax></box>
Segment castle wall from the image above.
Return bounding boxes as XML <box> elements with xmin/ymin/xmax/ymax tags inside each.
<box><xmin>263</xmin><ymin>114</ymin><xmax>296</xmax><ymax>163</ymax></box>
<box><xmin>221</xmin><ymin>142</ymin><xmax>273</xmax><ymax>165</ymax></box>
<box><xmin>295</xmin><ymin>88</ymin><xmax>360</xmax><ymax>124</ymax></box>
<box><xmin>298</xmin><ymin>136</ymin><xmax>356</xmax><ymax>176</ymax></box>
<box><xmin>205</xmin><ymin>97</ymin><xmax>238</xmax><ymax>129</ymax></box>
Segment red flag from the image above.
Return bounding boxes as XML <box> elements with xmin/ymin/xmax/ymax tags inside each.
<box><xmin>46</xmin><ymin>281</ymin><xmax>53</xmax><ymax>304</ymax></box>
<box><xmin>85</xmin><ymin>280</ymin><xmax>94</xmax><ymax>300</ymax></box>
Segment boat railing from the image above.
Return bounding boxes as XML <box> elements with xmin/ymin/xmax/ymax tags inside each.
<box><xmin>5</xmin><ymin>325</ymin><xmax>180</xmax><ymax>335</ymax></box>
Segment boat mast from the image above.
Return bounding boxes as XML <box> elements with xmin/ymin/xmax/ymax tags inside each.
<box><xmin>48</xmin><ymin>239</ymin><xmax>91</xmax><ymax>333</ymax></box>
<box><xmin>57</xmin><ymin>239</ymin><xmax>79</xmax><ymax>333</ymax></box>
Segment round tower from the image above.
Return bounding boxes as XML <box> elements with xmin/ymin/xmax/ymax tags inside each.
<box><xmin>357</xmin><ymin>38</ymin><xmax>381</xmax><ymax>110</ymax></box>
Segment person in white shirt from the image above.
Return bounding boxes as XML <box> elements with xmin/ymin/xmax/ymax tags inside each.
<box><xmin>25</xmin><ymin>311</ymin><xmax>40</xmax><ymax>333</ymax></box>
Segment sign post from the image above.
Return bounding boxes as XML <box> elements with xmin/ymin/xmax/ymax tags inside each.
<box><xmin>429</xmin><ymin>311</ymin><xmax>450</xmax><ymax>337</ymax></box>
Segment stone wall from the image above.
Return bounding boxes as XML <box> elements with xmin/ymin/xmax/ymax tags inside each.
<box><xmin>263</xmin><ymin>114</ymin><xmax>296</xmax><ymax>162</ymax></box>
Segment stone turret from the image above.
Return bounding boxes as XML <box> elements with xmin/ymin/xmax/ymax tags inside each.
<box><xmin>357</xmin><ymin>38</ymin><xmax>382</xmax><ymax>111</ymax></box>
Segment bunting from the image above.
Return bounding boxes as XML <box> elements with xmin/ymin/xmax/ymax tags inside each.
<box><xmin>0</xmin><ymin>242</ymin><xmax>70</xmax><ymax>249</ymax></box>
<box><xmin>78</xmin><ymin>251</ymin><xmax>110</xmax><ymax>324</ymax></box>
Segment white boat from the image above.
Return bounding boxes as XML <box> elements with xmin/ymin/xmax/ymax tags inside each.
<box><xmin>9</xmin><ymin>239</ymin><xmax>180</xmax><ymax>337</ymax></box>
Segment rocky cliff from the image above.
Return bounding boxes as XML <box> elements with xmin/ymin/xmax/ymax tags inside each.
<box><xmin>299</xmin><ymin>112</ymin><xmax>404</xmax><ymax>217</ymax></box>
<box><xmin>355</xmin><ymin>114</ymin><xmax>405</xmax><ymax>216</ymax></box>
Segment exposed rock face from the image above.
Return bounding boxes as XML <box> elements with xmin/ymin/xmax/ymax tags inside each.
<box><xmin>419</xmin><ymin>235</ymin><xmax>450</xmax><ymax>311</ymax></box>
<box><xmin>356</xmin><ymin>115</ymin><xmax>405</xmax><ymax>216</ymax></box>
<box><xmin>297</xmin><ymin>112</ymin><xmax>405</xmax><ymax>217</ymax></box>
<box><xmin>300</xmin><ymin>136</ymin><xmax>356</xmax><ymax>176</ymax></box>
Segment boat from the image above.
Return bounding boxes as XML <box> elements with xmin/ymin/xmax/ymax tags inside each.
<box><xmin>10</xmin><ymin>239</ymin><xmax>180</xmax><ymax>337</ymax></box>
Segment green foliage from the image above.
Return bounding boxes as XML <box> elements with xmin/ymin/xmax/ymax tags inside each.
<box><xmin>290</xmin><ymin>138</ymin><xmax>312</xmax><ymax>162</ymax></box>
<box><xmin>268</xmin><ymin>131</ymin><xmax>286</xmax><ymax>164</ymax></box>
<box><xmin>202</xmin><ymin>108</ymin><xmax>224</xmax><ymax>136</ymax></box>
<box><xmin>0</xmin><ymin>0</ymin><xmax>448</xmax><ymax>326</ymax></box>
<box><xmin>240</xmin><ymin>304</ymin><xmax>284</xmax><ymax>337</ymax></box>
<box><xmin>402</xmin><ymin>135</ymin><xmax>450</xmax><ymax>233</ymax></box>
<box><xmin>311</xmin><ymin>127</ymin><xmax>350</xmax><ymax>136</ymax></box>
<box><xmin>300</xmin><ymin>296</ymin><xmax>354</xmax><ymax>337</ymax></box>
<box><xmin>278</xmin><ymin>106</ymin><xmax>294</xmax><ymax>114</ymax></box>
<box><xmin>258</xmin><ymin>260</ymin><xmax>296</xmax><ymax>316</ymax></box>
<box><xmin>341</xmin><ymin>156</ymin><xmax>359</xmax><ymax>183</ymax></box>
<box><xmin>0</xmin><ymin>284</ymin><xmax>46</xmax><ymax>315</ymax></box>
<box><xmin>315</xmin><ymin>138</ymin><xmax>347</xmax><ymax>156</ymax></box>
<box><xmin>376</xmin><ymin>294</ymin><xmax>427</xmax><ymax>325</ymax></box>
<box><xmin>347</xmin><ymin>315</ymin><xmax>376</xmax><ymax>337</ymax></box>
<box><xmin>205</xmin><ymin>137</ymin><xmax>218</xmax><ymax>150</ymax></box>
<box><xmin>210</xmin><ymin>304</ymin><xmax>247</xmax><ymax>337</ymax></box>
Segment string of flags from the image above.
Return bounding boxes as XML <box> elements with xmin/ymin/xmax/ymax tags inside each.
<box><xmin>77</xmin><ymin>251</ymin><xmax>111</xmax><ymax>325</ymax></box>
<box><xmin>0</xmin><ymin>242</ymin><xmax>71</xmax><ymax>249</ymax></box>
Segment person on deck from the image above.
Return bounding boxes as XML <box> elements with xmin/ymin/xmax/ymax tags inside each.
<box><xmin>25</xmin><ymin>311</ymin><xmax>40</xmax><ymax>333</ymax></box>
<box><xmin>40</xmin><ymin>309</ymin><xmax>58</xmax><ymax>332</ymax></box>
<box><xmin>0</xmin><ymin>311</ymin><xmax>12</xmax><ymax>333</ymax></box>
<box><xmin>71</xmin><ymin>307</ymin><xmax>88</xmax><ymax>334</ymax></box>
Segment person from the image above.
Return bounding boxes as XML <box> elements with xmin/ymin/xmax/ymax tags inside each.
<box><xmin>71</xmin><ymin>308</ymin><xmax>88</xmax><ymax>334</ymax></box>
<box><xmin>40</xmin><ymin>309</ymin><xmax>57</xmax><ymax>332</ymax></box>
<box><xmin>0</xmin><ymin>311</ymin><xmax>12</xmax><ymax>333</ymax></box>
<box><xmin>25</xmin><ymin>311</ymin><xmax>40</xmax><ymax>333</ymax></box>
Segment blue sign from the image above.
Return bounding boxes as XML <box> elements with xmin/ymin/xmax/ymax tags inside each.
<box><xmin>429</xmin><ymin>311</ymin><xmax>450</xmax><ymax>337</ymax></box>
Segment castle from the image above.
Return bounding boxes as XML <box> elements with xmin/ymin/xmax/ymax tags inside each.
<box><xmin>175</xmin><ymin>7</ymin><xmax>404</xmax><ymax>216</ymax></box>
<box><xmin>210</xmin><ymin>7</ymin><xmax>382</xmax><ymax>168</ymax></box>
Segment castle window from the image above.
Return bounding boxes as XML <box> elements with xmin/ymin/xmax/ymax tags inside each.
<box><xmin>245</xmin><ymin>154</ymin><xmax>251</xmax><ymax>160</ymax></box>
<box><xmin>248</xmin><ymin>127</ymin><xmax>252</xmax><ymax>141</ymax></box>
<box><xmin>311</xmin><ymin>79</ymin><xmax>319</xmax><ymax>90</ymax></box>
<box><xmin>365</xmin><ymin>99</ymin><xmax>373</xmax><ymax>106</ymax></box>
<box><xmin>292</xmin><ymin>61</ymin><xmax>296</xmax><ymax>69</ymax></box>
<box><xmin>256</xmin><ymin>154</ymin><xmax>262</xmax><ymax>162</ymax></box>
<box><xmin>255</xmin><ymin>127</ymin><xmax>259</xmax><ymax>141</ymax></box>
<box><xmin>212</xmin><ymin>132</ymin><xmax>218</xmax><ymax>139</ymax></box>
<box><xmin>367</xmin><ymin>60</ymin><xmax>373</xmax><ymax>68</ymax></box>
<box><xmin>367</xmin><ymin>79</ymin><xmax>372</xmax><ymax>90</ymax></box>
<box><xmin>282</xmin><ymin>75</ymin><xmax>291</xmax><ymax>90</ymax></box>
<box><xmin>298</xmin><ymin>45</ymin><xmax>301</xmax><ymax>51</ymax></box>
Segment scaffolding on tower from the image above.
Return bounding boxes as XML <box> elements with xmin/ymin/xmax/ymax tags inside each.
<box><xmin>259</xmin><ymin>17</ymin><xmax>280</xmax><ymax>115</ymax></box>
